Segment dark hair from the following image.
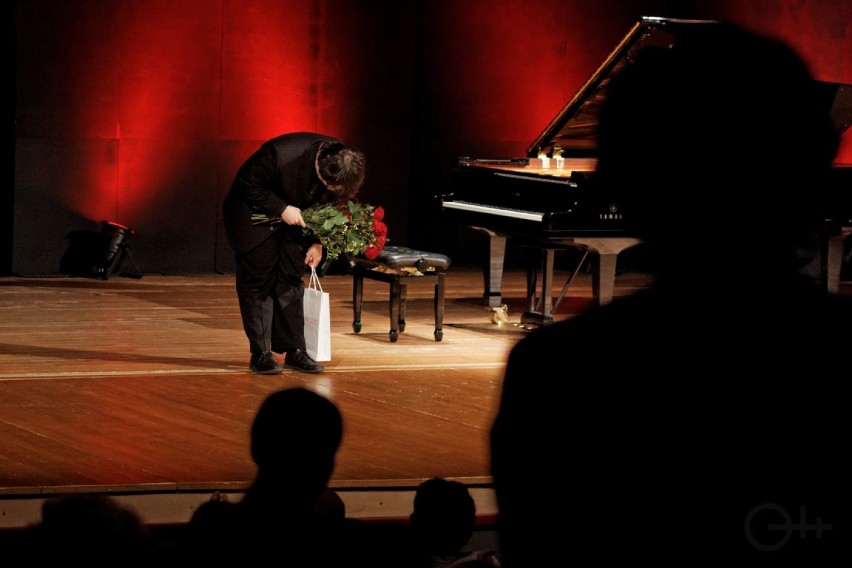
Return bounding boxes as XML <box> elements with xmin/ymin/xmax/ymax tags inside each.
<box><xmin>32</xmin><ymin>494</ymin><xmax>152</xmax><ymax>565</ymax></box>
<box><xmin>317</xmin><ymin>142</ymin><xmax>366</xmax><ymax>199</ymax></box>
<box><xmin>410</xmin><ymin>477</ymin><xmax>477</xmax><ymax>555</ymax></box>
<box><xmin>250</xmin><ymin>387</ymin><xmax>343</xmax><ymax>472</ymax></box>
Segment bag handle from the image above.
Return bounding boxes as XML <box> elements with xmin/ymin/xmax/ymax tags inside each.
<box><xmin>308</xmin><ymin>266</ymin><xmax>323</xmax><ymax>292</ymax></box>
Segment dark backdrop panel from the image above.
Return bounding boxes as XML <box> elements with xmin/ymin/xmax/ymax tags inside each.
<box><xmin>13</xmin><ymin>137</ymin><xmax>121</xmax><ymax>275</ymax></box>
<box><xmin>313</xmin><ymin>1</ymin><xmax>417</xmax><ymax>256</ymax></box>
<box><xmin>11</xmin><ymin>1</ymin><xmax>852</xmax><ymax>275</ymax></box>
<box><xmin>113</xmin><ymin>138</ymin><xmax>221</xmax><ymax>275</ymax></box>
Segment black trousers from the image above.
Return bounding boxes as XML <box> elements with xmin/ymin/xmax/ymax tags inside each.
<box><xmin>234</xmin><ymin>230</ymin><xmax>308</xmax><ymax>355</ymax></box>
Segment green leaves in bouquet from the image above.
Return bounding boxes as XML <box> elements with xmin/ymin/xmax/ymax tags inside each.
<box><xmin>302</xmin><ymin>200</ymin><xmax>386</xmax><ymax>261</ymax></box>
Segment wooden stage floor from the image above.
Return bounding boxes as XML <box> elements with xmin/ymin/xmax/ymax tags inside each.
<box><xmin>1</xmin><ymin>263</ymin><xmax>844</xmax><ymax>528</ymax></box>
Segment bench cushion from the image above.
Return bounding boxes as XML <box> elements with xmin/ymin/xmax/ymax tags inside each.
<box><xmin>375</xmin><ymin>246</ymin><xmax>451</xmax><ymax>272</ymax></box>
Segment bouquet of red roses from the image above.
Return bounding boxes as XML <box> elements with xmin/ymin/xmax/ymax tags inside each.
<box><xmin>300</xmin><ymin>200</ymin><xmax>388</xmax><ymax>260</ymax></box>
<box><xmin>250</xmin><ymin>200</ymin><xmax>388</xmax><ymax>260</ymax></box>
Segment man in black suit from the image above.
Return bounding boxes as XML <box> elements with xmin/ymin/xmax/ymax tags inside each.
<box><xmin>223</xmin><ymin>132</ymin><xmax>365</xmax><ymax>374</ymax></box>
<box><xmin>490</xmin><ymin>22</ymin><xmax>851</xmax><ymax>566</ymax></box>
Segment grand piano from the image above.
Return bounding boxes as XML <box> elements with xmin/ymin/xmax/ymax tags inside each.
<box><xmin>441</xmin><ymin>16</ymin><xmax>852</xmax><ymax>325</ymax></box>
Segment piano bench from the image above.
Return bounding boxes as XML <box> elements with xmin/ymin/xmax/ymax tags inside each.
<box><xmin>349</xmin><ymin>246</ymin><xmax>451</xmax><ymax>342</ymax></box>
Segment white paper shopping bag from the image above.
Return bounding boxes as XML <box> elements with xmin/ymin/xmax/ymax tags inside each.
<box><xmin>303</xmin><ymin>267</ymin><xmax>331</xmax><ymax>361</ymax></box>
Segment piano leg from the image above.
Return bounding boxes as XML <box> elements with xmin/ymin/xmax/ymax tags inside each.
<box><xmin>471</xmin><ymin>227</ymin><xmax>507</xmax><ymax>307</ymax></box>
<box><xmin>573</xmin><ymin>237</ymin><xmax>643</xmax><ymax>306</ymax></box>
<box><xmin>487</xmin><ymin>235</ymin><xmax>508</xmax><ymax>307</ymax></box>
<box><xmin>590</xmin><ymin>252</ymin><xmax>618</xmax><ymax>306</ymax></box>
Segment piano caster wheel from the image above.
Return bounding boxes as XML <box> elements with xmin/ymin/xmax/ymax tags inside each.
<box><xmin>389</xmin><ymin>330</ymin><xmax>399</xmax><ymax>342</ymax></box>
<box><xmin>353</xmin><ymin>321</ymin><xmax>362</xmax><ymax>334</ymax></box>
<box><xmin>399</xmin><ymin>321</ymin><xmax>406</xmax><ymax>332</ymax></box>
<box><xmin>434</xmin><ymin>329</ymin><xmax>443</xmax><ymax>342</ymax></box>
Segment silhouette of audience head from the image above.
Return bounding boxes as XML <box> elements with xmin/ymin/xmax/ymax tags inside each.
<box><xmin>26</xmin><ymin>494</ymin><xmax>152</xmax><ymax>566</ymax></box>
<box><xmin>249</xmin><ymin>386</ymin><xmax>343</xmax><ymax>504</ymax></box>
<box><xmin>595</xmin><ymin>20</ymin><xmax>840</xmax><ymax>277</ymax></box>
<box><xmin>410</xmin><ymin>477</ymin><xmax>478</xmax><ymax>557</ymax></box>
<box><xmin>181</xmin><ymin>387</ymin><xmax>348</xmax><ymax>565</ymax></box>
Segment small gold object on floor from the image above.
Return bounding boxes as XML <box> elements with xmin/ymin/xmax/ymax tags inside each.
<box><xmin>489</xmin><ymin>304</ymin><xmax>509</xmax><ymax>325</ymax></box>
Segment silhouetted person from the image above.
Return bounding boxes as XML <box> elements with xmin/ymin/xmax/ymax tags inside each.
<box><xmin>21</xmin><ymin>494</ymin><xmax>153</xmax><ymax>567</ymax></box>
<box><xmin>491</xmin><ymin>21</ymin><xmax>851</xmax><ymax>567</ymax></box>
<box><xmin>315</xmin><ymin>487</ymin><xmax>347</xmax><ymax>521</ymax></box>
<box><xmin>180</xmin><ymin>387</ymin><xmax>396</xmax><ymax>566</ymax></box>
<box><xmin>407</xmin><ymin>477</ymin><xmax>500</xmax><ymax>567</ymax></box>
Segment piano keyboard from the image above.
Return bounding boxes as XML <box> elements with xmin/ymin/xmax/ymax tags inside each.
<box><xmin>442</xmin><ymin>200</ymin><xmax>544</xmax><ymax>222</ymax></box>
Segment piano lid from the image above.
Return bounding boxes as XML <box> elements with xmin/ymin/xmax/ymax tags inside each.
<box><xmin>527</xmin><ymin>16</ymin><xmax>852</xmax><ymax>161</ymax></box>
<box><xmin>526</xmin><ymin>16</ymin><xmax>721</xmax><ymax>159</ymax></box>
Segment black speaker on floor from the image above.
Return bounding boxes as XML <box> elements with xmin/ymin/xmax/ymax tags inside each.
<box><xmin>97</xmin><ymin>221</ymin><xmax>142</xmax><ymax>280</ymax></box>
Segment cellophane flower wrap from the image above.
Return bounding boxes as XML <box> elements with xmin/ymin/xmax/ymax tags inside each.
<box><xmin>301</xmin><ymin>201</ymin><xmax>388</xmax><ymax>260</ymax></box>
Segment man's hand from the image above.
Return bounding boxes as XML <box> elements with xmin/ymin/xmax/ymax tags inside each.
<box><xmin>281</xmin><ymin>205</ymin><xmax>306</xmax><ymax>228</ymax></box>
<box><xmin>305</xmin><ymin>243</ymin><xmax>323</xmax><ymax>268</ymax></box>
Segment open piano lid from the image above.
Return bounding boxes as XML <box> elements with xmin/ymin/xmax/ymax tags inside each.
<box><xmin>526</xmin><ymin>16</ymin><xmax>852</xmax><ymax>160</ymax></box>
<box><xmin>526</xmin><ymin>16</ymin><xmax>721</xmax><ymax>159</ymax></box>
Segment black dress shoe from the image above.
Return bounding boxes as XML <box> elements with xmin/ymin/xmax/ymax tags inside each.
<box><xmin>249</xmin><ymin>351</ymin><xmax>282</xmax><ymax>375</ymax></box>
<box><xmin>283</xmin><ymin>349</ymin><xmax>324</xmax><ymax>374</ymax></box>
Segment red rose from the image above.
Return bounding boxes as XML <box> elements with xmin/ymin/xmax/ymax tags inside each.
<box><xmin>373</xmin><ymin>206</ymin><xmax>385</xmax><ymax>221</ymax></box>
<box><xmin>364</xmin><ymin>245</ymin><xmax>381</xmax><ymax>260</ymax></box>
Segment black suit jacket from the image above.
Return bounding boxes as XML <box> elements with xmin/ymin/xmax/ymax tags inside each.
<box><xmin>223</xmin><ymin>132</ymin><xmax>339</xmax><ymax>255</ymax></box>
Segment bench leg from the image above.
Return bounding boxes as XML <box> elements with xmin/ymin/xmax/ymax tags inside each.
<box><xmin>398</xmin><ymin>282</ymin><xmax>408</xmax><ymax>333</ymax></box>
<box><xmin>352</xmin><ymin>270</ymin><xmax>363</xmax><ymax>333</ymax></box>
<box><xmin>434</xmin><ymin>273</ymin><xmax>444</xmax><ymax>341</ymax></box>
<box><xmin>389</xmin><ymin>276</ymin><xmax>401</xmax><ymax>342</ymax></box>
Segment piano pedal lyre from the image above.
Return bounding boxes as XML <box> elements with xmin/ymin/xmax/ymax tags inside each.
<box><xmin>521</xmin><ymin>244</ymin><xmax>590</xmax><ymax>327</ymax></box>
